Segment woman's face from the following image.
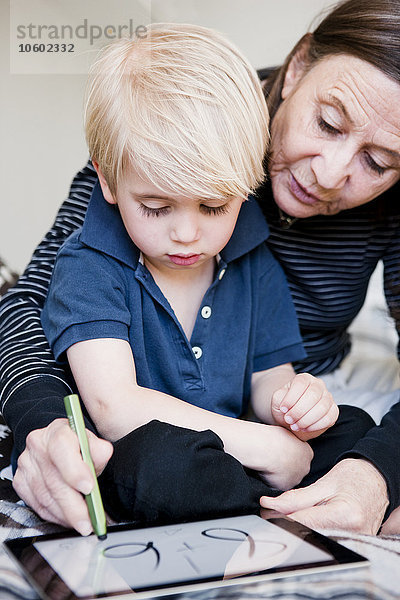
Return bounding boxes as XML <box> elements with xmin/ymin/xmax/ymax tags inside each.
<box><xmin>269</xmin><ymin>53</ymin><xmax>400</xmax><ymax>217</ymax></box>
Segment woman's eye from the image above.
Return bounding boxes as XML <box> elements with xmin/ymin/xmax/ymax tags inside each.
<box><xmin>139</xmin><ymin>204</ymin><xmax>169</xmax><ymax>217</ymax></box>
<box><xmin>364</xmin><ymin>153</ymin><xmax>386</xmax><ymax>176</ymax></box>
<box><xmin>200</xmin><ymin>204</ymin><xmax>229</xmax><ymax>216</ymax></box>
<box><xmin>317</xmin><ymin>116</ymin><xmax>340</xmax><ymax>135</ymax></box>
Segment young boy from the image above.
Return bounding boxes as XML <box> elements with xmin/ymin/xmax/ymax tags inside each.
<box><xmin>41</xmin><ymin>24</ymin><xmax>372</xmax><ymax>526</ymax></box>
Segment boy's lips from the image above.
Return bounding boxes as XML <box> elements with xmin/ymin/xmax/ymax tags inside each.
<box><xmin>168</xmin><ymin>254</ymin><xmax>201</xmax><ymax>266</ymax></box>
<box><xmin>290</xmin><ymin>174</ymin><xmax>321</xmax><ymax>205</ymax></box>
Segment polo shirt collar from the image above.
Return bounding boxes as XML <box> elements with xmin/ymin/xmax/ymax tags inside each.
<box><xmin>221</xmin><ymin>194</ymin><xmax>270</xmax><ymax>262</ymax></box>
<box><xmin>80</xmin><ymin>181</ymin><xmax>270</xmax><ymax>269</ymax></box>
<box><xmin>80</xmin><ymin>182</ymin><xmax>140</xmax><ymax>269</ymax></box>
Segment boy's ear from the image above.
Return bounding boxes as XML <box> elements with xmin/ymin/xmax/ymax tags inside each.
<box><xmin>92</xmin><ymin>161</ymin><xmax>117</xmax><ymax>205</ymax></box>
<box><xmin>281</xmin><ymin>33</ymin><xmax>312</xmax><ymax>100</ymax></box>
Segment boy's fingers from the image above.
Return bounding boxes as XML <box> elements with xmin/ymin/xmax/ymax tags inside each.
<box><xmin>275</xmin><ymin>376</ymin><xmax>309</xmax><ymax>413</ymax></box>
<box><xmin>291</xmin><ymin>397</ymin><xmax>338</xmax><ymax>431</ymax></box>
<box><xmin>301</xmin><ymin>403</ymin><xmax>339</xmax><ymax>432</ymax></box>
<box><xmin>271</xmin><ymin>387</ymin><xmax>287</xmax><ymax>410</ymax></box>
<box><xmin>280</xmin><ymin>380</ymin><xmax>331</xmax><ymax>427</ymax></box>
<box><xmin>277</xmin><ymin>374</ymin><xmax>321</xmax><ymax>413</ymax></box>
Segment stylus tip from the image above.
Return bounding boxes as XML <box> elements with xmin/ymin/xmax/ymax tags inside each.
<box><xmin>98</xmin><ymin>534</ymin><xmax>107</xmax><ymax>541</ymax></box>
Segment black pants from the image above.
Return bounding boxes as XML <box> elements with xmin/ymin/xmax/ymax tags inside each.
<box><xmin>98</xmin><ymin>405</ymin><xmax>374</xmax><ymax>525</ymax></box>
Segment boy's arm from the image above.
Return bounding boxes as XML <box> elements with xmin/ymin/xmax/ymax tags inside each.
<box><xmin>67</xmin><ymin>338</ymin><xmax>313</xmax><ymax>491</ymax></box>
<box><xmin>251</xmin><ymin>364</ymin><xmax>339</xmax><ymax>441</ymax></box>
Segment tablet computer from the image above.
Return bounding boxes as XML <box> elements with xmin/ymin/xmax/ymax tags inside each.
<box><xmin>5</xmin><ymin>512</ymin><xmax>368</xmax><ymax>600</ymax></box>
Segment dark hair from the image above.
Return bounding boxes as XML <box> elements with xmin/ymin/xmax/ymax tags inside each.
<box><xmin>264</xmin><ymin>0</ymin><xmax>400</xmax><ymax>119</ymax></box>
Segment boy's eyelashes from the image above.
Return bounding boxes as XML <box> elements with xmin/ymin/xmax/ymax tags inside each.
<box><xmin>201</xmin><ymin>204</ymin><xmax>230</xmax><ymax>216</ymax></box>
<box><xmin>138</xmin><ymin>203</ymin><xmax>230</xmax><ymax>218</ymax></box>
<box><xmin>138</xmin><ymin>204</ymin><xmax>169</xmax><ymax>218</ymax></box>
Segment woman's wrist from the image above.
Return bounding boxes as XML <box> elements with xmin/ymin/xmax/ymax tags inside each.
<box><xmin>338</xmin><ymin>457</ymin><xmax>388</xmax><ymax>499</ymax></box>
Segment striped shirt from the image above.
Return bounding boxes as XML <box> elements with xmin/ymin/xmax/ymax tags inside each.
<box><xmin>260</xmin><ymin>179</ymin><xmax>400</xmax><ymax>375</ymax></box>
<box><xmin>1</xmin><ymin>161</ymin><xmax>400</xmax><ymax>511</ymax></box>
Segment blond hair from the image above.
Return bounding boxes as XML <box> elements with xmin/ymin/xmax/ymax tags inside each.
<box><xmin>84</xmin><ymin>23</ymin><xmax>269</xmax><ymax>200</ymax></box>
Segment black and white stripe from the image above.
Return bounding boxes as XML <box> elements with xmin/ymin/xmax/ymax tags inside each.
<box><xmin>0</xmin><ymin>259</ymin><xmax>18</xmax><ymax>298</ymax></box>
<box><xmin>0</xmin><ymin>162</ymin><xmax>97</xmax><ymax>412</ymax></box>
<box><xmin>261</xmin><ymin>183</ymin><xmax>400</xmax><ymax>375</ymax></box>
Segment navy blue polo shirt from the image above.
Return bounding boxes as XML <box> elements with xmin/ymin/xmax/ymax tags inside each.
<box><xmin>42</xmin><ymin>183</ymin><xmax>306</xmax><ymax>418</ymax></box>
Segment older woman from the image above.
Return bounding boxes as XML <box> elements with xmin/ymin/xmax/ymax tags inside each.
<box><xmin>1</xmin><ymin>0</ymin><xmax>400</xmax><ymax>534</ymax></box>
<box><xmin>257</xmin><ymin>0</ymin><xmax>400</xmax><ymax>533</ymax></box>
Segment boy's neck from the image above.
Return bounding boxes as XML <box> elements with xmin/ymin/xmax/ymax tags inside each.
<box><xmin>143</xmin><ymin>255</ymin><xmax>217</xmax><ymax>341</ymax></box>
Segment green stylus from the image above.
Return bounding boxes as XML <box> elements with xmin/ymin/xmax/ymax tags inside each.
<box><xmin>64</xmin><ymin>394</ymin><xmax>107</xmax><ymax>540</ymax></box>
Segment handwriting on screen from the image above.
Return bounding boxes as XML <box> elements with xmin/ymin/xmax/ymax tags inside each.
<box><xmin>34</xmin><ymin>515</ymin><xmax>332</xmax><ymax>597</ymax></box>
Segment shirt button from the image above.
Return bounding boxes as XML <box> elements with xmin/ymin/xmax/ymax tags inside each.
<box><xmin>201</xmin><ymin>306</ymin><xmax>212</xmax><ymax>319</ymax></box>
<box><xmin>219</xmin><ymin>268</ymin><xmax>226</xmax><ymax>280</ymax></box>
<box><xmin>192</xmin><ymin>346</ymin><xmax>203</xmax><ymax>359</ymax></box>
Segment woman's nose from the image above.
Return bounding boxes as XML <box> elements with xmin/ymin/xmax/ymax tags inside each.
<box><xmin>311</xmin><ymin>143</ymin><xmax>353</xmax><ymax>191</ymax></box>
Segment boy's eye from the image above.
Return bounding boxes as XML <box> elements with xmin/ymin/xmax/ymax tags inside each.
<box><xmin>139</xmin><ymin>204</ymin><xmax>169</xmax><ymax>217</ymax></box>
<box><xmin>200</xmin><ymin>204</ymin><xmax>230</xmax><ymax>216</ymax></box>
<box><xmin>317</xmin><ymin>116</ymin><xmax>341</xmax><ymax>136</ymax></box>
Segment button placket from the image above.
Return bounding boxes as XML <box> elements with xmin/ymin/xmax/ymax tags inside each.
<box><xmin>189</xmin><ymin>284</ymin><xmax>217</xmax><ymax>364</ymax></box>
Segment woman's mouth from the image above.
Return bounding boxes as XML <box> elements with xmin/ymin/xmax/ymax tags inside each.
<box><xmin>290</xmin><ymin>175</ymin><xmax>321</xmax><ymax>205</ymax></box>
<box><xmin>168</xmin><ymin>254</ymin><xmax>201</xmax><ymax>266</ymax></box>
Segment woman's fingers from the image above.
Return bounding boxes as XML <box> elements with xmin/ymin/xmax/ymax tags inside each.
<box><xmin>261</xmin><ymin>458</ymin><xmax>389</xmax><ymax>535</ymax></box>
<box><xmin>87</xmin><ymin>429</ymin><xmax>113</xmax><ymax>476</ymax></box>
<box><xmin>12</xmin><ymin>418</ymin><xmax>112</xmax><ymax>535</ymax></box>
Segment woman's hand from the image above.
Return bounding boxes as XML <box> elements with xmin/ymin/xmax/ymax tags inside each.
<box><xmin>12</xmin><ymin>419</ymin><xmax>113</xmax><ymax>534</ymax></box>
<box><xmin>260</xmin><ymin>458</ymin><xmax>389</xmax><ymax>534</ymax></box>
<box><xmin>271</xmin><ymin>373</ymin><xmax>339</xmax><ymax>441</ymax></box>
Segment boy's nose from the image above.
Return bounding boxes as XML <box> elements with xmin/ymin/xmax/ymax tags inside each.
<box><xmin>170</xmin><ymin>214</ymin><xmax>201</xmax><ymax>243</ymax></box>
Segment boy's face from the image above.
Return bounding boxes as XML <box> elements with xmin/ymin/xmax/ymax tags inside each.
<box><xmin>95</xmin><ymin>166</ymin><xmax>245</xmax><ymax>274</ymax></box>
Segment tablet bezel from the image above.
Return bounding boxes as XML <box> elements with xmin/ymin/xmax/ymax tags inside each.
<box><xmin>4</xmin><ymin>513</ymin><xmax>368</xmax><ymax>600</ymax></box>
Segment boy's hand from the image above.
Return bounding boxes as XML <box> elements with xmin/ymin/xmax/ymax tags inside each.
<box><xmin>271</xmin><ymin>373</ymin><xmax>338</xmax><ymax>441</ymax></box>
<box><xmin>232</xmin><ymin>419</ymin><xmax>313</xmax><ymax>491</ymax></box>
<box><xmin>253</xmin><ymin>424</ymin><xmax>314</xmax><ymax>490</ymax></box>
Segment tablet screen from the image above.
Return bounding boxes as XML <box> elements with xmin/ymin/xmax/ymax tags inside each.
<box><xmin>6</xmin><ymin>514</ymin><xmax>368</xmax><ymax>599</ymax></box>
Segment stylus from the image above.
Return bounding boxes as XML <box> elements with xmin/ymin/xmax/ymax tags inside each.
<box><xmin>64</xmin><ymin>394</ymin><xmax>107</xmax><ymax>540</ymax></box>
